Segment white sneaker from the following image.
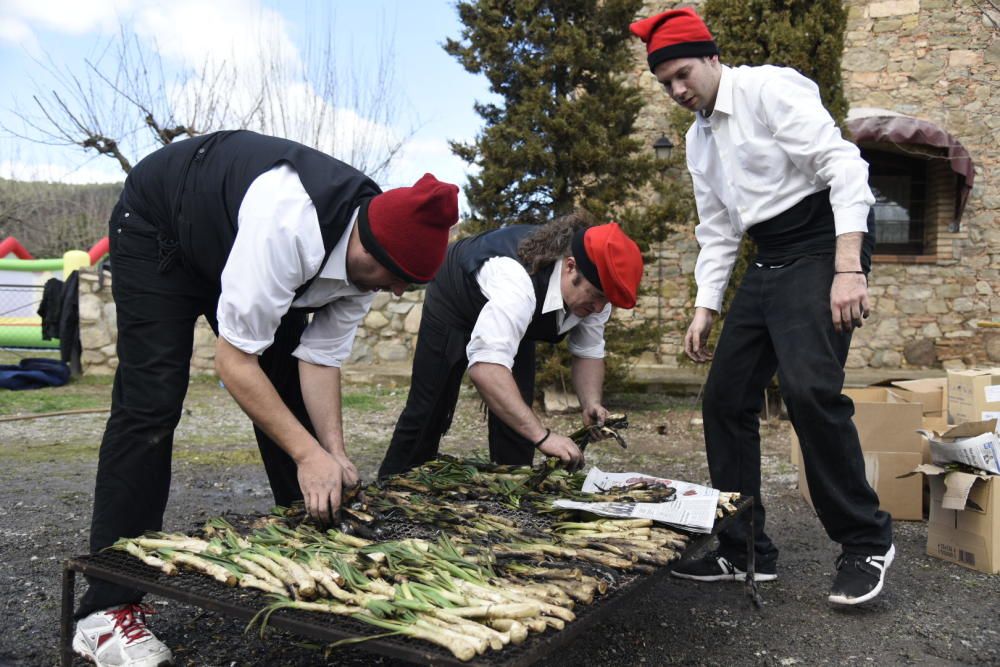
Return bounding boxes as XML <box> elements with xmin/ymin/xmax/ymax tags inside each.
<box><xmin>72</xmin><ymin>604</ymin><xmax>174</xmax><ymax>667</ymax></box>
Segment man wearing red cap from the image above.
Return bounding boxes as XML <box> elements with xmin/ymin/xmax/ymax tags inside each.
<box><xmin>72</xmin><ymin>130</ymin><xmax>458</xmax><ymax>667</ymax></box>
<box><xmin>631</xmin><ymin>9</ymin><xmax>893</xmax><ymax>606</ymax></box>
<box><xmin>378</xmin><ymin>211</ymin><xmax>643</xmax><ymax>477</ymax></box>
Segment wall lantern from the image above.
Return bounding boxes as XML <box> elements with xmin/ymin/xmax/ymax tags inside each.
<box><xmin>652</xmin><ymin>134</ymin><xmax>674</xmax><ymax>161</ymax></box>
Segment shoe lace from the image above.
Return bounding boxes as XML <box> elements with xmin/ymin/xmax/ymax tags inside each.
<box><xmin>835</xmin><ymin>553</ymin><xmax>871</xmax><ymax>571</ymax></box>
<box><xmin>109</xmin><ymin>604</ymin><xmax>157</xmax><ymax>644</ymax></box>
<box><xmin>706</xmin><ymin>550</ymin><xmax>741</xmax><ymax>565</ymax></box>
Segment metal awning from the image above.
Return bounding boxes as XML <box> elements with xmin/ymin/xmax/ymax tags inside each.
<box><xmin>847</xmin><ymin>107</ymin><xmax>975</xmax><ymax>226</ymax></box>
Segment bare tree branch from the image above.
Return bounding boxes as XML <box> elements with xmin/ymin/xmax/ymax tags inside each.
<box><xmin>4</xmin><ymin>10</ymin><xmax>412</xmax><ymax>188</ymax></box>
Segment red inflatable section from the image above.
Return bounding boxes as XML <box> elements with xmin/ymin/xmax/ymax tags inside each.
<box><xmin>0</xmin><ymin>235</ymin><xmax>109</xmax><ymax>263</ymax></box>
<box><xmin>0</xmin><ymin>237</ymin><xmax>34</xmax><ymax>259</ymax></box>
<box><xmin>88</xmin><ymin>237</ymin><xmax>110</xmax><ymax>264</ymax></box>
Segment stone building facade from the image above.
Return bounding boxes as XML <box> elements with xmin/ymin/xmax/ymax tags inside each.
<box><xmin>79</xmin><ymin>0</ymin><xmax>999</xmax><ymax>375</ymax></box>
<box><xmin>630</xmin><ymin>0</ymin><xmax>999</xmax><ymax>370</ymax></box>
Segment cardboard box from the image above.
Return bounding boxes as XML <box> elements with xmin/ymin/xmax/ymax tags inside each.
<box><xmin>948</xmin><ymin>368</ymin><xmax>1000</xmax><ymax>424</ymax></box>
<box><xmin>917</xmin><ymin>465</ymin><xmax>1000</xmax><ymax>574</ymax></box>
<box><xmin>844</xmin><ymin>387</ymin><xmax>924</xmax><ymax>453</ymax></box>
<box><xmin>789</xmin><ymin>387</ymin><xmax>925</xmax><ymax>519</ymax></box>
<box><xmin>889</xmin><ymin>377</ymin><xmax>947</xmax><ymax>416</ymax></box>
<box><xmin>789</xmin><ymin>387</ymin><xmax>924</xmax><ymax>464</ymax></box>
<box><xmin>793</xmin><ymin>433</ymin><xmax>923</xmax><ymax>521</ymax></box>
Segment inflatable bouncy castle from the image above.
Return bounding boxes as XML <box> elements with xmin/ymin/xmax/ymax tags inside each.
<box><xmin>0</xmin><ymin>236</ymin><xmax>108</xmax><ymax>348</ymax></box>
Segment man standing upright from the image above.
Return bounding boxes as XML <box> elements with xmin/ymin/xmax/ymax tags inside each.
<box><xmin>631</xmin><ymin>8</ymin><xmax>893</xmax><ymax>605</ymax></box>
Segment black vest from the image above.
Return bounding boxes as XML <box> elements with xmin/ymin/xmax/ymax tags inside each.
<box><xmin>746</xmin><ymin>188</ymin><xmax>876</xmax><ymax>271</ymax></box>
<box><xmin>121</xmin><ymin>130</ymin><xmax>382</xmax><ymax>291</ymax></box>
<box><xmin>427</xmin><ymin>225</ymin><xmax>566</xmax><ymax>344</ymax></box>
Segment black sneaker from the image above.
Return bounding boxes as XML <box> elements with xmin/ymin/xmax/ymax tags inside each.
<box><xmin>671</xmin><ymin>550</ymin><xmax>777</xmax><ymax>582</ymax></box>
<box><xmin>828</xmin><ymin>544</ymin><xmax>895</xmax><ymax>605</ymax></box>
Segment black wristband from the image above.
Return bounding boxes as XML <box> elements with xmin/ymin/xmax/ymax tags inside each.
<box><xmin>532</xmin><ymin>428</ymin><xmax>552</xmax><ymax>449</ymax></box>
<box><xmin>834</xmin><ymin>270</ymin><xmax>866</xmax><ymax>274</ymax></box>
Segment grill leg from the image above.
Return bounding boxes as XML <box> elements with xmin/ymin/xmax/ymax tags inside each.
<box><xmin>61</xmin><ymin>564</ymin><xmax>76</xmax><ymax>667</ymax></box>
<box><xmin>744</xmin><ymin>497</ymin><xmax>763</xmax><ymax>608</ymax></box>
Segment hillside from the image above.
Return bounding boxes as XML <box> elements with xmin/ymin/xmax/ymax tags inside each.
<box><xmin>0</xmin><ymin>178</ymin><xmax>121</xmax><ymax>258</ymax></box>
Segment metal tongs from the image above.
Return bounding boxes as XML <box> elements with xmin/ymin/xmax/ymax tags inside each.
<box><xmin>569</xmin><ymin>413</ymin><xmax>629</xmax><ymax>452</ymax></box>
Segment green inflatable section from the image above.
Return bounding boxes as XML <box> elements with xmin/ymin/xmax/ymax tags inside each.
<box><xmin>0</xmin><ymin>325</ymin><xmax>60</xmax><ymax>349</ymax></box>
<box><xmin>0</xmin><ymin>250</ymin><xmax>93</xmax><ymax>349</ymax></box>
<box><xmin>0</xmin><ymin>258</ymin><xmax>65</xmax><ymax>271</ymax></box>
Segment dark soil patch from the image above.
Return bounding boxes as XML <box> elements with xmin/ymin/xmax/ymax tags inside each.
<box><xmin>0</xmin><ymin>380</ymin><xmax>996</xmax><ymax>666</ymax></box>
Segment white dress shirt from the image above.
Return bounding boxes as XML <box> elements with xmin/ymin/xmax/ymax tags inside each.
<box><xmin>685</xmin><ymin>64</ymin><xmax>875</xmax><ymax>312</ymax></box>
<box><xmin>217</xmin><ymin>163</ymin><xmax>373</xmax><ymax>367</ymax></box>
<box><xmin>466</xmin><ymin>256</ymin><xmax>610</xmax><ymax>369</ymax></box>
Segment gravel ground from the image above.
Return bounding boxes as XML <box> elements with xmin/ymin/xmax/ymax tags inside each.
<box><xmin>0</xmin><ymin>376</ymin><xmax>997</xmax><ymax>667</ymax></box>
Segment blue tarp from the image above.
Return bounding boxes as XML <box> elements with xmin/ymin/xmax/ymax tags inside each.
<box><xmin>0</xmin><ymin>358</ymin><xmax>71</xmax><ymax>390</ymax></box>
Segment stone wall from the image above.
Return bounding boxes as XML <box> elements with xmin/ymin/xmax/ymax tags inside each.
<box><xmin>76</xmin><ymin>266</ymin><xmax>428</xmax><ymax>376</ymax></box>
<box><xmin>78</xmin><ymin>0</ymin><xmax>1000</xmax><ymax>375</ymax></box>
<box><xmin>348</xmin><ymin>290</ymin><xmax>424</xmax><ymax>365</ymax></box>
<box><xmin>77</xmin><ymin>268</ymin><xmax>218</xmax><ymax>376</ymax></box>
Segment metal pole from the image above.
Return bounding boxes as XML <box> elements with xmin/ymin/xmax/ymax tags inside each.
<box><xmin>60</xmin><ymin>563</ymin><xmax>76</xmax><ymax>667</ymax></box>
<box><xmin>744</xmin><ymin>497</ymin><xmax>763</xmax><ymax>608</ymax></box>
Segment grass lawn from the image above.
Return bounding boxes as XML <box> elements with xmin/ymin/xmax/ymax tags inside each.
<box><xmin>0</xmin><ymin>374</ymin><xmax>113</xmax><ymax>416</ymax></box>
<box><xmin>1</xmin><ymin>343</ymin><xmax>401</xmax><ymax>417</ymax></box>
<box><xmin>2</xmin><ymin>364</ymin><xmax>704</xmax><ymax>484</ymax></box>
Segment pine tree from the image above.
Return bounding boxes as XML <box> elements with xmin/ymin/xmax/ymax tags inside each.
<box><xmin>446</xmin><ymin>0</ymin><xmax>655</xmax><ymax>233</ymax></box>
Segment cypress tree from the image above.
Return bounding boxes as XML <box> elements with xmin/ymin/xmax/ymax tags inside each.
<box><xmin>446</xmin><ymin>0</ymin><xmax>667</xmax><ymax>393</ymax></box>
<box><xmin>446</xmin><ymin>0</ymin><xmax>655</xmax><ymax>233</ymax></box>
<box><xmin>702</xmin><ymin>0</ymin><xmax>849</xmax><ymax>125</ymax></box>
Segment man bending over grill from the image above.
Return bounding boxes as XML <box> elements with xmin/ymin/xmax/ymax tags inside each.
<box><xmin>378</xmin><ymin>211</ymin><xmax>643</xmax><ymax>478</ymax></box>
<box><xmin>73</xmin><ymin>130</ymin><xmax>458</xmax><ymax>667</ymax></box>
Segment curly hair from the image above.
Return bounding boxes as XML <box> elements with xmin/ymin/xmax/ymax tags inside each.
<box><xmin>517</xmin><ymin>209</ymin><xmax>597</xmax><ymax>274</ymax></box>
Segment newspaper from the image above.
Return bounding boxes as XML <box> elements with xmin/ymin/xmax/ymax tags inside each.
<box><xmin>552</xmin><ymin>467</ymin><xmax>719</xmax><ymax>533</ymax></box>
<box><xmin>919</xmin><ymin>420</ymin><xmax>1000</xmax><ymax>475</ymax></box>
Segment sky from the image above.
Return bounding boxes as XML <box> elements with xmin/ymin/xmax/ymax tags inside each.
<box><xmin>0</xmin><ymin>0</ymin><xmax>492</xmax><ymax>209</ymax></box>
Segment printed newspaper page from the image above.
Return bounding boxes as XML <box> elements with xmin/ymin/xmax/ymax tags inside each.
<box><xmin>552</xmin><ymin>467</ymin><xmax>719</xmax><ymax>533</ymax></box>
<box><xmin>920</xmin><ymin>420</ymin><xmax>1000</xmax><ymax>474</ymax></box>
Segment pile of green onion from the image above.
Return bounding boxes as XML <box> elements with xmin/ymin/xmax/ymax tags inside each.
<box><xmin>113</xmin><ymin>456</ymin><xmax>741</xmax><ymax>661</ymax></box>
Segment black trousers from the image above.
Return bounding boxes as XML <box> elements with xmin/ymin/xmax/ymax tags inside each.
<box><xmin>704</xmin><ymin>255</ymin><xmax>892</xmax><ymax>569</ymax></box>
<box><xmin>377</xmin><ymin>298</ymin><xmax>537</xmax><ymax>478</ymax></box>
<box><xmin>77</xmin><ymin>204</ymin><xmax>311</xmax><ymax>618</ymax></box>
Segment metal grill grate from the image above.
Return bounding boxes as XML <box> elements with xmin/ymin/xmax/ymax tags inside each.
<box><xmin>61</xmin><ymin>497</ymin><xmax>756</xmax><ymax>667</ymax></box>
<box><xmin>362</xmin><ymin>499</ymin><xmax>558</xmax><ymax>544</ymax></box>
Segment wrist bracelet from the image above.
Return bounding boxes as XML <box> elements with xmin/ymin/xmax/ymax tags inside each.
<box><xmin>532</xmin><ymin>428</ymin><xmax>552</xmax><ymax>449</ymax></box>
<box><xmin>834</xmin><ymin>270</ymin><xmax>866</xmax><ymax>274</ymax></box>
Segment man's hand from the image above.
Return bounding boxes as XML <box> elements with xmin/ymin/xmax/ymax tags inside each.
<box><xmin>582</xmin><ymin>404</ymin><xmax>610</xmax><ymax>428</ymax></box>
<box><xmin>295</xmin><ymin>447</ymin><xmax>357</xmax><ymax>523</ymax></box>
<box><xmin>830</xmin><ymin>272</ymin><xmax>870</xmax><ymax>334</ymax></box>
<box><xmin>580</xmin><ymin>404</ymin><xmax>613</xmax><ymax>443</ymax></box>
<box><xmin>330</xmin><ymin>450</ymin><xmax>360</xmax><ymax>490</ymax></box>
<box><xmin>684</xmin><ymin>307</ymin><xmax>716</xmax><ymax>362</ymax></box>
<box><xmin>537</xmin><ymin>433</ymin><xmax>586</xmax><ymax>472</ymax></box>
